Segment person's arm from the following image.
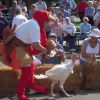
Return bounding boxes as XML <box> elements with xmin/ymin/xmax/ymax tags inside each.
<box><xmin>32</xmin><ymin>42</ymin><xmax>48</xmax><ymax>54</ymax></box>
<box><xmin>80</xmin><ymin>24</ymin><xmax>84</xmax><ymax>33</ymax></box>
<box><xmin>2</xmin><ymin>26</ymin><xmax>11</xmax><ymax>43</ymax></box>
<box><xmin>4</xmin><ymin>25</ymin><xmax>18</xmax><ymax>44</ymax></box>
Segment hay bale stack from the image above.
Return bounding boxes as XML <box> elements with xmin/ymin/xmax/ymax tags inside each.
<box><xmin>0</xmin><ymin>66</ymin><xmax>19</xmax><ymax>97</ymax></box>
<box><xmin>81</xmin><ymin>62</ymin><xmax>100</xmax><ymax>90</ymax></box>
<box><xmin>35</xmin><ymin>64</ymin><xmax>81</xmax><ymax>92</ymax></box>
<box><xmin>64</xmin><ymin>64</ymin><xmax>81</xmax><ymax>91</ymax></box>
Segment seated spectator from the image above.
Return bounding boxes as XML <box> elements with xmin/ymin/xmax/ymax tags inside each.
<box><xmin>44</xmin><ymin>33</ymin><xmax>65</xmax><ymax>63</ymax></box>
<box><xmin>63</xmin><ymin>17</ymin><xmax>76</xmax><ymax>51</ymax></box>
<box><xmin>77</xmin><ymin>0</ymin><xmax>88</xmax><ymax>21</ymax></box>
<box><xmin>93</xmin><ymin>6</ymin><xmax>100</xmax><ymax>27</ymax></box>
<box><xmin>60</xmin><ymin>0</ymin><xmax>71</xmax><ymax>11</ymax></box>
<box><xmin>28</xmin><ymin>4</ymin><xmax>37</xmax><ymax>19</ymax></box>
<box><xmin>80</xmin><ymin>28</ymin><xmax>100</xmax><ymax>64</ymax></box>
<box><xmin>35</xmin><ymin>0</ymin><xmax>47</xmax><ymax>10</ymax></box>
<box><xmin>51</xmin><ymin>17</ymin><xmax>64</xmax><ymax>45</ymax></box>
<box><xmin>80</xmin><ymin>17</ymin><xmax>91</xmax><ymax>40</ymax></box>
<box><xmin>35</xmin><ymin>33</ymin><xmax>65</xmax><ymax>64</ymax></box>
<box><xmin>69</xmin><ymin>0</ymin><xmax>76</xmax><ymax>10</ymax></box>
<box><xmin>0</xmin><ymin>11</ymin><xmax>11</xmax><ymax>41</ymax></box>
<box><xmin>22</xmin><ymin>6</ymin><xmax>28</xmax><ymax>18</ymax></box>
<box><xmin>57</xmin><ymin>12</ymin><xmax>66</xmax><ymax>32</ymax></box>
<box><xmin>0</xmin><ymin>1</ymin><xmax>6</xmax><ymax>10</ymax></box>
<box><xmin>85</xmin><ymin>1</ymin><xmax>95</xmax><ymax>25</ymax></box>
<box><xmin>17</xmin><ymin>0</ymin><xmax>26</xmax><ymax>8</ymax></box>
<box><xmin>47</xmin><ymin>7</ymin><xmax>57</xmax><ymax>18</ymax></box>
<box><xmin>9</xmin><ymin>0</ymin><xmax>18</xmax><ymax>19</ymax></box>
<box><xmin>0</xmin><ymin>11</ymin><xmax>11</xmax><ymax>64</ymax></box>
<box><xmin>59</xmin><ymin>6</ymin><xmax>71</xmax><ymax>18</ymax></box>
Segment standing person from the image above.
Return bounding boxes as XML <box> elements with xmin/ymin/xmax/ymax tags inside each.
<box><xmin>35</xmin><ymin>0</ymin><xmax>47</xmax><ymax>10</ymax></box>
<box><xmin>6</xmin><ymin>10</ymin><xmax>56</xmax><ymax>100</ymax></box>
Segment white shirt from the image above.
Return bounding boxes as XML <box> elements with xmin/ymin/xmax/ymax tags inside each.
<box><xmin>35</xmin><ymin>2</ymin><xmax>47</xmax><ymax>10</ymax></box>
<box><xmin>12</xmin><ymin>14</ymin><xmax>28</xmax><ymax>28</ymax></box>
<box><xmin>80</xmin><ymin>42</ymin><xmax>100</xmax><ymax>61</ymax></box>
<box><xmin>64</xmin><ymin>23</ymin><xmax>76</xmax><ymax>36</ymax></box>
<box><xmin>15</xmin><ymin>19</ymin><xmax>40</xmax><ymax>44</ymax></box>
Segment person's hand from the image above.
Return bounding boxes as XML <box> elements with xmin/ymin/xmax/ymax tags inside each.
<box><xmin>46</xmin><ymin>40</ymin><xmax>56</xmax><ymax>50</ymax></box>
<box><xmin>56</xmin><ymin>49</ymin><xmax>64</xmax><ymax>55</ymax></box>
<box><xmin>92</xmin><ymin>54</ymin><xmax>96</xmax><ymax>62</ymax></box>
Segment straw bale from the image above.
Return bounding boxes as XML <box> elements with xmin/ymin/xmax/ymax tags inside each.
<box><xmin>80</xmin><ymin>62</ymin><xmax>100</xmax><ymax>90</ymax></box>
<box><xmin>35</xmin><ymin>64</ymin><xmax>55</xmax><ymax>74</ymax></box>
<box><xmin>81</xmin><ymin>62</ymin><xmax>100</xmax><ymax>73</ymax></box>
<box><xmin>0</xmin><ymin>66</ymin><xmax>19</xmax><ymax>97</ymax></box>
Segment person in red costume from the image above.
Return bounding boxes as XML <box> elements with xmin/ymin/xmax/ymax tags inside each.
<box><xmin>4</xmin><ymin>10</ymin><xmax>56</xmax><ymax>100</ymax></box>
<box><xmin>29</xmin><ymin>9</ymin><xmax>49</xmax><ymax>55</ymax></box>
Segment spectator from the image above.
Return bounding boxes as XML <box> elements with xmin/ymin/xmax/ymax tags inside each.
<box><xmin>80</xmin><ymin>28</ymin><xmax>100</xmax><ymax>64</ymax></box>
<box><xmin>64</xmin><ymin>17</ymin><xmax>76</xmax><ymax>51</ymax></box>
<box><xmin>0</xmin><ymin>11</ymin><xmax>11</xmax><ymax>42</ymax></box>
<box><xmin>0</xmin><ymin>1</ymin><xmax>6</xmax><ymax>10</ymax></box>
<box><xmin>93</xmin><ymin>6</ymin><xmax>100</xmax><ymax>27</ymax></box>
<box><xmin>60</xmin><ymin>6</ymin><xmax>71</xmax><ymax>18</ymax></box>
<box><xmin>60</xmin><ymin>0</ymin><xmax>71</xmax><ymax>11</ymax></box>
<box><xmin>35</xmin><ymin>0</ymin><xmax>47</xmax><ymax>10</ymax></box>
<box><xmin>47</xmin><ymin>7</ymin><xmax>57</xmax><ymax>18</ymax></box>
<box><xmin>11</xmin><ymin>8</ymin><xmax>28</xmax><ymax>32</ymax></box>
<box><xmin>0</xmin><ymin>11</ymin><xmax>11</xmax><ymax>64</ymax></box>
<box><xmin>28</xmin><ymin>4</ymin><xmax>37</xmax><ymax>19</ymax></box>
<box><xmin>22</xmin><ymin>6</ymin><xmax>28</xmax><ymax>18</ymax></box>
<box><xmin>93</xmin><ymin>0</ymin><xmax>100</xmax><ymax>11</ymax></box>
<box><xmin>44</xmin><ymin>33</ymin><xmax>65</xmax><ymax>63</ymax></box>
<box><xmin>17</xmin><ymin>0</ymin><xmax>26</xmax><ymax>8</ymax></box>
<box><xmin>80</xmin><ymin>17</ymin><xmax>91</xmax><ymax>40</ymax></box>
<box><xmin>57</xmin><ymin>12</ymin><xmax>66</xmax><ymax>31</ymax></box>
<box><xmin>51</xmin><ymin>17</ymin><xmax>64</xmax><ymax>45</ymax></box>
<box><xmin>9</xmin><ymin>0</ymin><xmax>18</xmax><ymax>19</ymax></box>
<box><xmin>77</xmin><ymin>0</ymin><xmax>88</xmax><ymax>21</ymax></box>
<box><xmin>69</xmin><ymin>0</ymin><xmax>76</xmax><ymax>10</ymax></box>
<box><xmin>85</xmin><ymin>1</ymin><xmax>95</xmax><ymax>25</ymax></box>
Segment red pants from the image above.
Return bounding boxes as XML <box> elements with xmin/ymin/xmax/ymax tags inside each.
<box><xmin>17</xmin><ymin>63</ymin><xmax>47</xmax><ymax>100</ymax></box>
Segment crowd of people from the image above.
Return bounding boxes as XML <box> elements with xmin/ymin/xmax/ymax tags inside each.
<box><xmin>0</xmin><ymin>0</ymin><xmax>100</xmax><ymax>100</ymax></box>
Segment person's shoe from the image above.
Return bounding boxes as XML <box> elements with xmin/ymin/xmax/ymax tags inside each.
<box><xmin>28</xmin><ymin>89</ymin><xmax>39</xmax><ymax>95</ymax></box>
<box><xmin>18</xmin><ymin>95</ymin><xmax>29</xmax><ymax>100</ymax></box>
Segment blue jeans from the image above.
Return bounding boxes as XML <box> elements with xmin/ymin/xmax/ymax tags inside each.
<box><xmin>57</xmin><ymin>37</ymin><xmax>64</xmax><ymax>45</ymax></box>
<box><xmin>64</xmin><ymin>35</ymin><xmax>76</xmax><ymax>50</ymax></box>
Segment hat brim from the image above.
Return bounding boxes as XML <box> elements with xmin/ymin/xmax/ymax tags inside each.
<box><xmin>89</xmin><ymin>34</ymin><xmax>100</xmax><ymax>37</ymax></box>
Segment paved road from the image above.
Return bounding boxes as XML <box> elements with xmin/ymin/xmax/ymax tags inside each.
<box><xmin>1</xmin><ymin>91</ymin><xmax>100</xmax><ymax>100</ymax></box>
